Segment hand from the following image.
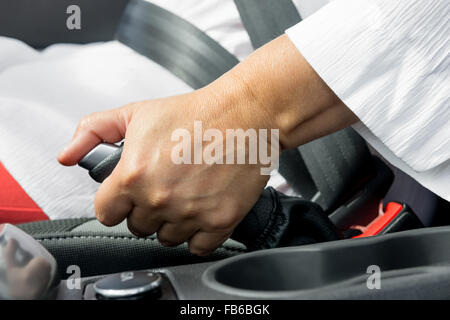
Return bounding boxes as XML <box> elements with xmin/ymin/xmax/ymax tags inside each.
<box><xmin>58</xmin><ymin>35</ymin><xmax>358</xmax><ymax>255</ymax></box>
<box><xmin>58</xmin><ymin>81</ymin><xmax>273</xmax><ymax>255</ymax></box>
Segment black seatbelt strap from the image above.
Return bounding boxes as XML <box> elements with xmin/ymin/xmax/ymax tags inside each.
<box><xmin>234</xmin><ymin>0</ymin><xmax>375</xmax><ymax>212</ymax></box>
<box><xmin>116</xmin><ymin>0</ymin><xmax>239</xmax><ymax>89</ymax></box>
<box><xmin>234</xmin><ymin>0</ymin><xmax>302</xmax><ymax>49</ymax></box>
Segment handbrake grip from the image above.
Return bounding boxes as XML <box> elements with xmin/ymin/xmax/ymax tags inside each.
<box><xmin>79</xmin><ymin>143</ymin><xmax>123</xmax><ymax>183</ymax></box>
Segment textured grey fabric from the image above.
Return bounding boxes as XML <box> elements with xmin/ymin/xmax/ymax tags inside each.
<box><xmin>18</xmin><ymin>219</ymin><xmax>246</xmax><ymax>279</ymax></box>
<box><xmin>278</xmin><ymin>149</ymin><xmax>317</xmax><ymax>201</ymax></box>
<box><xmin>298</xmin><ymin>128</ymin><xmax>374</xmax><ymax>211</ymax></box>
<box><xmin>18</xmin><ymin>218</ymin><xmax>91</xmax><ymax>234</ymax></box>
<box><xmin>279</xmin><ymin>128</ymin><xmax>374</xmax><ymax>212</ymax></box>
<box><xmin>72</xmin><ymin>219</ymin><xmax>244</xmax><ymax>250</ymax></box>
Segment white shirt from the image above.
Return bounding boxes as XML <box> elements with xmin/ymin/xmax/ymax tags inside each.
<box><xmin>286</xmin><ymin>0</ymin><xmax>450</xmax><ymax>201</ymax></box>
<box><xmin>0</xmin><ymin>0</ymin><xmax>448</xmax><ymax>221</ymax></box>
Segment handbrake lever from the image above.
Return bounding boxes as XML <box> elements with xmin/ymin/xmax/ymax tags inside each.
<box><xmin>79</xmin><ymin>143</ymin><xmax>340</xmax><ymax>251</ymax></box>
<box><xmin>79</xmin><ymin>143</ymin><xmax>123</xmax><ymax>183</ymax></box>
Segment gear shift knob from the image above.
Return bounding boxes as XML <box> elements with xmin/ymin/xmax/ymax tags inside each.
<box><xmin>0</xmin><ymin>224</ymin><xmax>58</xmax><ymax>299</ymax></box>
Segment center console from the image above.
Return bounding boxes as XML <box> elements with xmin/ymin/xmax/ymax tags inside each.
<box><xmin>2</xmin><ymin>223</ymin><xmax>450</xmax><ymax>300</ymax></box>
<box><xmin>53</xmin><ymin>226</ymin><xmax>450</xmax><ymax>300</ymax></box>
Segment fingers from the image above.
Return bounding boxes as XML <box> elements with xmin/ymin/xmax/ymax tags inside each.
<box><xmin>94</xmin><ymin>171</ymin><xmax>134</xmax><ymax>227</ymax></box>
<box><xmin>126</xmin><ymin>206</ymin><xmax>164</xmax><ymax>237</ymax></box>
<box><xmin>58</xmin><ymin>105</ymin><xmax>136</xmax><ymax>166</ymax></box>
<box><xmin>156</xmin><ymin>222</ymin><xmax>198</xmax><ymax>247</ymax></box>
<box><xmin>188</xmin><ymin>231</ymin><xmax>231</xmax><ymax>256</ymax></box>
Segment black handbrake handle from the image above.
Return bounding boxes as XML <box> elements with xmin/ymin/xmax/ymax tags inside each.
<box><xmin>79</xmin><ymin>143</ymin><xmax>124</xmax><ymax>183</ymax></box>
<box><xmin>79</xmin><ymin>143</ymin><xmax>340</xmax><ymax>251</ymax></box>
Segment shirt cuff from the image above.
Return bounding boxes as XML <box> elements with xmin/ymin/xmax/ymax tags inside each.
<box><xmin>286</xmin><ymin>0</ymin><xmax>450</xmax><ymax>172</ymax></box>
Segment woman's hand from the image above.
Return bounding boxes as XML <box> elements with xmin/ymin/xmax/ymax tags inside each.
<box><xmin>58</xmin><ymin>35</ymin><xmax>358</xmax><ymax>255</ymax></box>
<box><xmin>58</xmin><ymin>77</ymin><xmax>274</xmax><ymax>256</ymax></box>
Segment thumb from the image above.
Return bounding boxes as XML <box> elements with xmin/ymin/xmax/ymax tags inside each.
<box><xmin>58</xmin><ymin>105</ymin><xmax>136</xmax><ymax>166</ymax></box>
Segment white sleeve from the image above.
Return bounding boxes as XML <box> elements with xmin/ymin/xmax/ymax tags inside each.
<box><xmin>286</xmin><ymin>0</ymin><xmax>449</xmax><ymax>174</ymax></box>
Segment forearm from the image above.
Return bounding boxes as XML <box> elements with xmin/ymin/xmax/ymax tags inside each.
<box><xmin>205</xmin><ymin>35</ymin><xmax>359</xmax><ymax>150</ymax></box>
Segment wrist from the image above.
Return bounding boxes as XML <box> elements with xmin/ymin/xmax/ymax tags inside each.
<box><xmin>199</xmin><ymin>34</ymin><xmax>353</xmax><ymax>153</ymax></box>
<box><xmin>205</xmin><ymin>37</ymin><xmax>308</xmax><ymax>150</ymax></box>
<box><xmin>216</xmin><ymin>35</ymin><xmax>353</xmax><ymax>150</ymax></box>
<box><xmin>201</xmin><ymin>68</ymin><xmax>277</xmax><ymax>134</ymax></box>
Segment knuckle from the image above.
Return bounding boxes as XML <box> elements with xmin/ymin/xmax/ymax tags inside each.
<box><xmin>179</xmin><ymin>201</ymin><xmax>198</xmax><ymax>219</ymax></box>
<box><xmin>120</xmin><ymin>163</ymin><xmax>146</xmax><ymax>189</ymax></box>
<box><xmin>94</xmin><ymin>199</ymin><xmax>124</xmax><ymax>227</ymax></box>
<box><xmin>157</xmin><ymin>232</ymin><xmax>176</xmax><ymax>246</ymax></box>
<box><xmin>205</xmin><ymin>212</ymin><xmax>236</xmax><ymax>231</ymax></box>
<box><xmin>77</xmin><ymin>113</ymin><xmax>96</xmax><ymax>131</ymax></box>
<box><xmin>93</xmin><ymin>197</ymin><xmax>112</xmax><ymax>226</ymax></box>
<box><xmin>95</xmin><ymin>211</ymin><xmax>115</xmax><ymax>227</ymax></box>
<box><xmin>148</xmin><ymin>188</ymin><xmax>172</xmax><ymax>209</ymax></box>
<box><xmin>127</xmin><ymin>220</ymin><xmax>150</xmax><ymax>237</ymax></box>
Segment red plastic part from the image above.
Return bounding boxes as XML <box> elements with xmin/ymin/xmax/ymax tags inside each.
<box><xmin>0</xmin><ymin>162</ymin><xmax>48</xmax><ymax>224</ymax></box>
<box><xmin>353</xmin><ymin>202</ymin><xmax>404</xmax><ymax>238</ymax></box>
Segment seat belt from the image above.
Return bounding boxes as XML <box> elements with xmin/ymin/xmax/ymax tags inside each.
<box><xmin>117</xmin><ymin>0</ymin><xmax>239</xmax><ymax>90</ymax></box>
<box><xmin>234</xmin><ymin>0</ymin><xmax>375</xmax><ymax>212</ymax></box>
<box><xmin>234</xmin><ymin>0</ymin><xmax>302</xmax><ymax>49</ymax></box>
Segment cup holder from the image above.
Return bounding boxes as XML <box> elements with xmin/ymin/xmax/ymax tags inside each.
<box><xmin>203</xmin><ymin>227</ymin><xmax>450</xmax><ymax>295</ymax></box>
<box><xmin>209</xmin><ymin>250</ymin><xmax>332</xmax><ymax>291</ymax></box>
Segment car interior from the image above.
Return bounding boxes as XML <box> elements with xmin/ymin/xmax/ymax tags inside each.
<box><xmin>0</xmin><ymin>0</ymin><xmax>449</xmax><ymax>300</ymax></box>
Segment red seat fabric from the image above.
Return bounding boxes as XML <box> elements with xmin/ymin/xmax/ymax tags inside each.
<box><xmin>0</xmin><ymin>162</ymin><xmax>48</xmax><ymax>224</ymax></box>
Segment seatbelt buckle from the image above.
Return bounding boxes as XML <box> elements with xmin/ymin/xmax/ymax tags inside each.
<box><xmin>351</xmin><ymin>202</ymin><xmax>424</xmax><ymax>238</ymax></box>
<box><xmin>329</xmin><ymin>157</ymin><xmax>395</xmax><ymax>231</ymax></box>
